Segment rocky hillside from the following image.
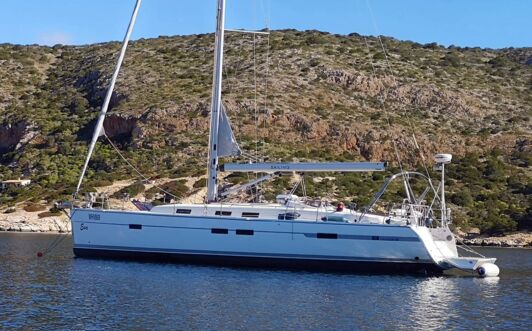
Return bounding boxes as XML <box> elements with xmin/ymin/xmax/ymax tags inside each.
<box><xmin>0</xmin><ymin>30</ymin><xmax>530</xmax><ymax>234</ymax></box>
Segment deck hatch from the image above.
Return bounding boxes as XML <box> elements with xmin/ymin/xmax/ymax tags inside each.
<box><xmin>278</xmin><ymin>212</ymin><xmax>300</xmax><ymax>220</ymax></box>
<box><xmin>236</xmin><ymin>229</ymin><xmax>254</xmax><ymax>235</ymax></box>
<box><xmin>241</xmin><ymin>212</ymin><xmax>259</xmax><ymax>218</ymax></box>
<box><xmin>215</xmin><ymin>210</ymin><xmax>232</xmax><ymax>216</ymax></box>
<box><xmin>316</xmin><ymin>233</ymin><xmax>338</xmax><ymax>239</ymax></box>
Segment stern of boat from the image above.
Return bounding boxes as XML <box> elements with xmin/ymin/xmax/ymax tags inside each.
<box><xmin>412</xmin><ymin>225</ymin><xmax>499</xmax><ymax>277</ymax></box>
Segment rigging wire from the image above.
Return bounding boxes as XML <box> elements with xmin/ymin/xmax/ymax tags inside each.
<box><xmin>358</xmin><ymin>34</ymin><xmax>406</xmax><ymax>221</ymax></box>
<box><xmin>456</xmin><ymin>240</ymin><xmax>486</xmax><ymax>258</ymax></box>
<box><xmin>39</xmin><ymin>233</ymin><xmax>69</xmax><ymax>257</ymax></box>
<box><xmin>206</xmin><ymin>0</ymin><xmax>272</xmax><ymax>202</ymax></box>
<box><xmin>254</xmin><ymin>1</ymin><xmax>271</xmax><ymax>201</ymax></box>
<box><xmin>220</xmin><ymin>28</ymin><xmax>247</xmax><ymax>200</ymax></box>
<box><xmin>103</xmin><ymin>133</ymin><xmax>179</xmax><ymax>200</ymax></box>
<box><xmin>362</xmin><ymin>35</ymin><xmax>406</xmax><ymax>175</ymax></box>
<box><xmin>362</xmin><ymin>32</ymin><xmax>411</xmax><ymax>201</ymax></box>
<box><xmin>258</xmin><ymin>0</ymin><xmax>272</xmax><ymax>201</ymax></box>
<box><xmin>37</xmin><ymin>216</ymin><xmax>72</xmax><ymax>257</ymax></box>
<box><xmin>253</xmin><ymin>31</ymin><xmax>259</xmax><ymax>201</ymax></box>
<box><xmin>364</xmin><ymin>0</ymin><xmax>438</xmax><ymax>200</ymax></box>
<box><xmin>357</xmin><ymin>2</ymin><xmax>428</xmax><ymax>220</ymax></box>
<box><xmin>360</xmin><ymin>0</ymin><xmax>444</xmax><ymax>223</ymax></box>
<box><xmin>253</xmin><ymin>5</ymin><xmax>259</xmax><ymax>161</ymax></box>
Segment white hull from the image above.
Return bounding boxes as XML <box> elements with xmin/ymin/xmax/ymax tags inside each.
<box><xmin>66</xmin><ymin>0</ymin><xmax>500</xmax><ymax>277</ymax></box>
<box><xmin>70</xmin><ymin>207</ymin><xmax>451</xmax><ymax>274</ymax></box>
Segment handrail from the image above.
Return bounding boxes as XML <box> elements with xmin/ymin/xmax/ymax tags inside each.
<box><xmin>385</xmin><ymin>202</ymin><xmax>451</xmax><ymax>228</ymax></box>
<box><xmin>366</xmin><ymin>171</ymin><xmax>430</xmax><ymax>211</ymax></box>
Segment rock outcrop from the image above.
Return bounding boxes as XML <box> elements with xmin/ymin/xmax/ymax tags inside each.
<box><xmin>0</xmin><ymin>214</ymin><xmax>71</xmax><ymax>233</ymax></box>
<box><xmin>79</xmin><ymin>114</ymin><xmax>141</xmax><ymax>144</ymax></box>
<box><xmin>75</xmin><ymin>70</ymin><xmax>126</xmax><ymax>109</ymax></box>
<box><xmin>459</xmin><ymin>233</ymin><xmax>532</xmax><ymax>248</ymax></box>
<box><xmin>0</xmin><ymin>122</ymin><xmax>27</xmax><ymax>154</ymax></box>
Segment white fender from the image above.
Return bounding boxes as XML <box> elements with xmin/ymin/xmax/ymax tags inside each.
<box><xmin>477</xmin><ymin>263</ymin><xmax>500</xmax><ymax>278</ymax></box>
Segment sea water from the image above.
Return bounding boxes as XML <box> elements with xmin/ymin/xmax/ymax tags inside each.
<box><xmin>0</xmin><ymin>233</ymin><xmax>530</xmax><ymax>330</ymax></box>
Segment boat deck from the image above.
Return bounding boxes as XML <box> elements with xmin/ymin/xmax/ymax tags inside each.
<box><xmin>149</xmin><ymin>202</ymin><xmax>408</xmax><ymax>226</ymax></box>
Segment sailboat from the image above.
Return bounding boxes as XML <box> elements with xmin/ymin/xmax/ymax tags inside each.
<box><xmin>69</xmin><ymin>0</ymin><xmax>500</xmax><ymax>277</ymax></box>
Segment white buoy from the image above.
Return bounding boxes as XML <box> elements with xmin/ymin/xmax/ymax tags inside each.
<box><xmin>477</xmin><ymin>263</ymin><xmax>500</xmax><ymax>278</ymax></box>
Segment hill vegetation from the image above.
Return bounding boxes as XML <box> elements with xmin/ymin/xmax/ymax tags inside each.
<box><xmin>0</xmin><ymin>30</ymin><xmax>530</xmax><ymax>234</ymax></box>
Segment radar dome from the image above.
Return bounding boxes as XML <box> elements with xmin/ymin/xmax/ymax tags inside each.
<box><xmin>434</xmin><ymin>154</ymin><xmax>452</xmax><ymax>164</ymax></box>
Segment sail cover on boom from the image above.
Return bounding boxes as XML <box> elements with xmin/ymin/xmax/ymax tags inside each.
<box><xmin>217</xmin><ymin>105</ymin><xmax>241</xmax><ymax>157</ymax></box>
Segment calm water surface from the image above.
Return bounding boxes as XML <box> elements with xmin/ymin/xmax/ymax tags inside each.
<box><xmin>0</xmin><ymin>233</ymin><xmax>530</xmax><ymax>330</ymax></box>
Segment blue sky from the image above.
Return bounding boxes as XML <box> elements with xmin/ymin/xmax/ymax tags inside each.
<box><xmin>0</xmin><ymin>0</ymin><xmax>530</xmax><ymax>48</ymax></box>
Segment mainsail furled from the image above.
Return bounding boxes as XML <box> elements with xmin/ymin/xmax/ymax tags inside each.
<box><xmin>217</xmin><ymin>105</ymin><xmax>241</xmax><ymax>157</ymax></box>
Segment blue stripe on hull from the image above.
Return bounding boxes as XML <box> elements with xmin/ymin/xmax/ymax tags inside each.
<box><xmin>73</xmin><ymin>247</ymin><xmax>443</xmax><ymax>275</ymax></box>
<box><xmin>75</xmin><ymin>221</ymin><xmax>420</xmax><ymax>242</ymax></box>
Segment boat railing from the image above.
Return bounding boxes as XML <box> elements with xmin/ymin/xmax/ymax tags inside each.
<box><xmin>387</xmin><ymin>203</ymin><xmax>443</xmax><ymax>227</ymax></box>
<box><xmin>75</xmin><ymin>192</ymin><xmax>111</xmax><ymax>210</ymax></box>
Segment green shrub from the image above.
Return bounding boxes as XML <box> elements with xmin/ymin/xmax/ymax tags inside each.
<box><xmin>305</xmin><ymin>34</ymin><xmax>326</xmax><ymax>45</ymax></box>
<box><xmin>450</xmin><ymin>190</ymin><xmax>474</xmax><ymax>207</ymax></box>
<box><xmin>88</xmin><ymin>179</ymin><xmax>114</xmax><ymax>188</ymax></box>
<box><xmin>23</xmin><ymin>203</ymin><xmax>46</xmax><ymax>212</ymax></box>
<box><xmin>488</xmin><ymin>55</ymin><xmax>511</xmax><ymax>68</ymax></box>
<box><xmin>372</xmin><ymin>52</ymin><xmax>385</xmax><ymax>60</ymax></box>
<box><xmin>193</xmin><ymin>178</ymin><xmax>206</xmax><ymax>188</ymax></box>
<box><xmin>38</xmin><ymin>210</ymin><xmax>62</xmax><ymax>218</ymax></box>
<box><xmin>111</xmin><ymin>181</ymin><xmax>145</xmax><ymax>199</ymax></box>
<box><xmin>147</xmin><ymin>180</ymin><xmax>189</xmax><ymax>199</ymax></box>
<box><xmin>441</xmin><ymin>53</ymin><xmax>460</xmax><ymax>67</ymax></box>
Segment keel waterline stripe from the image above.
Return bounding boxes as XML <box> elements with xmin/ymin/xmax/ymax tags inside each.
<box><xmin>74</xmin><ymin>244</ymin><xmax>432</xmax><ymax>264</ymax></box>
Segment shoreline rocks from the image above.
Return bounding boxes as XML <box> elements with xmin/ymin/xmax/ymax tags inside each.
<box><xmin>458</xmin><ymin>233</ymin><xmax>531</xmax><ymax>248</ymax></box>
<box><xmin>0</xmin><ymin>214</ymin><xmax>71</xmax><ymax>233</ymax></box>
<box><xmin>1</xmin><ymin>206</ymin><xmax>530</xmax><ymax>248</ymax></box>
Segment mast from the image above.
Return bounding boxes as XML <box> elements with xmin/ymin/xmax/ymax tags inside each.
<box><xmin>74</xmin><ymin>0</ymin><xmax>142</xmax><ymax>196</ymax></box>
<box><xmin>206</xmin><ymin>0</ymin><xmax>226</xmax><ymax>202</ymax></box>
